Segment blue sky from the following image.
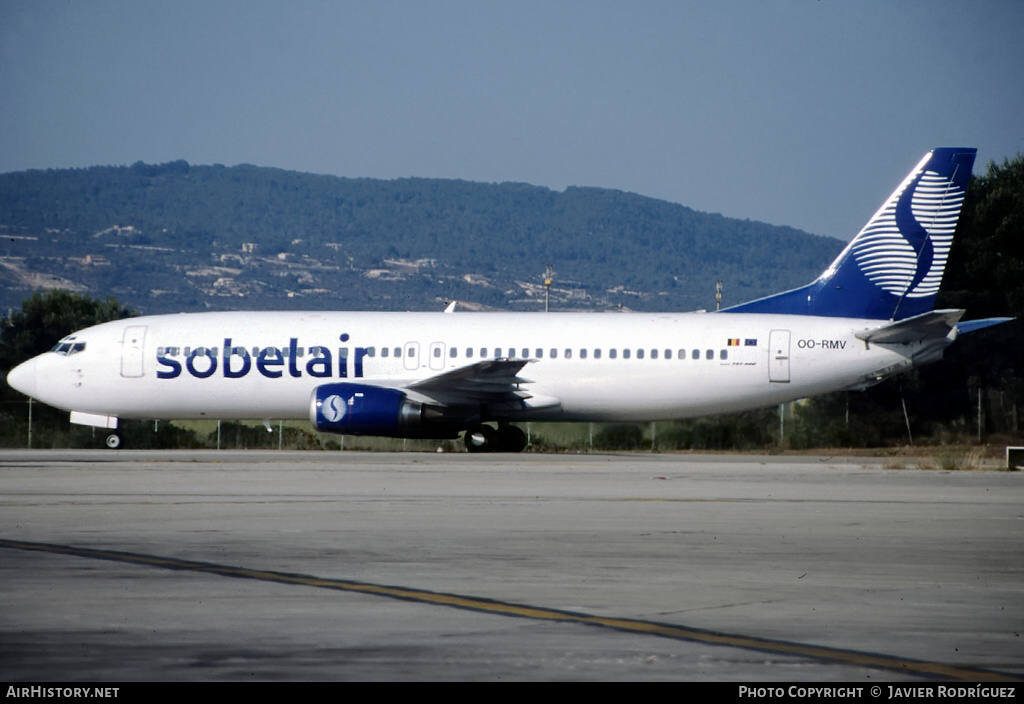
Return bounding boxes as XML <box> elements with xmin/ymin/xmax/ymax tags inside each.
<box><xmin>2</xmin><ymin>1</ymin><xmax>1021</xmax><ymax>241</ymax></box>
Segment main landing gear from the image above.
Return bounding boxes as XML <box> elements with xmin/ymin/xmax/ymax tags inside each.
<box><xmin>463</xmin><ymin>424</ymin><xmax>527</xmax><ymax>453</ymax></box>
<box><xmin>104</xmin><ymin>432</ymin><xmax>122</xmax><ymax>449</ymax></box>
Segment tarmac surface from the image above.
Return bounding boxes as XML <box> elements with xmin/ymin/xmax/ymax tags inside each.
<box><xmin>1</xmin><ymin>449</ymin><xmax>1022</xmax><ymax>682</ymax></box>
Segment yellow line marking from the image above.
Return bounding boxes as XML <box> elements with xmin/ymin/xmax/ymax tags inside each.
<box><xmin>1</xmin><ymin>538</ymin><xmax>1017</xmax><ymax>681</ymax></box>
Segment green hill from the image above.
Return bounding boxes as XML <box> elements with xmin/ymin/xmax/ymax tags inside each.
<box><xmin>0</xmin><ymin>160</ymin><xmax>842</xmax><ymax>314</ymax></box>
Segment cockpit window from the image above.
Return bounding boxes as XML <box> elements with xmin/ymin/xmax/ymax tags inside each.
<box><xmin>50</xmin><ymin>341</ymin><xmax>86</xmax><ymax>356</ymax></box>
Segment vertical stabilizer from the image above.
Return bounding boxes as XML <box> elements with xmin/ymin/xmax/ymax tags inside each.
<box><xmin>723</xmin><ymin>148</ymin><xmax>976</xmax><ymax>320</ymax></box>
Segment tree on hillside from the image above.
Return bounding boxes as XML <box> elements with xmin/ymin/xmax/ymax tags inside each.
<box><xmin>929</xmin><ymin>153</ymin><xmax>1024</xmax><ymax>438</ymax></box>
<box><xmin>0</xmin><ymin>290</ymin><xmax>136</xmax><ymax>372</ymax></box>
<box><xmin>0</xmin><ymin>291</ymin><xmax>137</xmax><ymax>448</ymax></box>
<box><xmin>943</xmin><ymin>154</ymin><xmax>1024</xmax><ymax>319</ymax></box>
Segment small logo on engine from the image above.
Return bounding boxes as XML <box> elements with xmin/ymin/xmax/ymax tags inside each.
<box><xmin>321</xmin><ymin>394</ymin><xmax>347</xmax><ymax>422</ymax></box>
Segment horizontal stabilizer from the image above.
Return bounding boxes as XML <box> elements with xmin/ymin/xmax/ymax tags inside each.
<box><xmin>956</xmin><ymin>317</ymin><xmax>1014</xmax><ymax>334</ymax></box>
<box><xmin>854</xmin><ymin>309</ymin><xmax>964</xmax><ymax>344</ymax></box>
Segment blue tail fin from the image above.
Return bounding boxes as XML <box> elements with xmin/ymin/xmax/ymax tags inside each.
<box><xmin>722</xmin><ymin>148</ymin><xmax>977</xmax><ymax>320</ymax></box>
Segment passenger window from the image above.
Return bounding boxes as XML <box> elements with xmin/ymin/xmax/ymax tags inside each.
<box><xmin>692</xmin><ymin>349</ymin><xmax>699</xmax><ymax>360</ymax></box>
<box><xmin>665</xmin><ymin>349</ymin><xmax>672</xmax><ymax>360</ymax></box>
<box><xmin>536</xmin><ymin>348</ymin><xmax>544</xmax><ymax>358</ymax></box>
<box><xmin>480</xmin><ymin>347</ymin><xmax>487</xmax><ymax>357</ymax></box>
<box><xmin>382</xmin><ymin>347</ymin><xmax>389</xmax><ymax>358</ymax></box>
<box><xmin>393</xmin><ymin>347</ymin><xmax>401</xmax><ymax>358</ymax></box>
<box><xmin>594</xmin><ymin>349</ymin><xmax>602</xmax><ymax>359</ymax></box>
<box><xmin>705</xmin><ymin>349</ymin><xmax>713</xmax><ymax>360</ymax></box>
<box><xmin>651</xmin><ymin>349</ymin><xmax>658</xmax><ymax>360</ymax></box>
<box><xmin>466</xmin><ymin>348</ymin><xmax>474</xmax><ymax>358</ymax></box>
<box><xmin>564</xmin><ymin>349</ymin><xmax>572</xmax><ymax>359</ymax></box>
<box><xmin>678</xmin><ymin>349</ymin><xmax>686</xmax><ymax>360</ymax></box>
<box><xmin>637</xmin><ymin>349</ymin><xmax>645</xmax><ymax>359</ymax></box>
<box><xmin>433</xmin><ymin>347</ymin><xmax>441</xmax><ymax>358</ymax></box>
<box><xmin>580</xmin><ymin>349</ymin><xmax>587</xmax><ymax>359</ymax></box>
<box><xmin>623</xmin><ymin>349</ymin><xmax>631</xmax><ymax>359</ymax></box>
<box><xmin>522</xmin><ymin>348</ymin><xmax>529</xmax><ymax>358</ymax></box>
<box><xmin>720</xmin><ymin>349</ymin><xmax>728</xmax><ymax>360</ymax></box>
<box><xmin>449</xmin><ymin>347</ymin><xmax>457</xmax><ymax>358</ymax></box>
<box><xmin>550</xmin><ymin>348</ymin><xmax>558</xmax><ymax>359</ymax></box>
<box><xmin>610</xmin><ymin>349</ymin><xmax>617</xmax><ymax>359</ymax></box>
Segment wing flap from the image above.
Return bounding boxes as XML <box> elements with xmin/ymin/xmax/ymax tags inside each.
<box><xmin>408</xmin><ymin>358</ymin><xmax>543</xmax><ymax>406</ymax></box>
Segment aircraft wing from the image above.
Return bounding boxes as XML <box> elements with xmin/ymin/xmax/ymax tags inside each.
<box><xmin>406</xmin><ymin>358</ymin><xmax>548</xmax><ymax>407</ymax></box>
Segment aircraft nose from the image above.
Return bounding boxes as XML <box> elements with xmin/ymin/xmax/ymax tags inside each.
<box><xmin>7</xmin><ymin>357</ymin><xmax>39</xmax><ymax>398</ymax></box>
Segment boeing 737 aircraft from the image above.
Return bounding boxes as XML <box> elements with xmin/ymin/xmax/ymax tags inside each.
<box><xmin>6</xmin><ymin>148</ymin><xmax>1011</xmax><ymax>451</ymax></box>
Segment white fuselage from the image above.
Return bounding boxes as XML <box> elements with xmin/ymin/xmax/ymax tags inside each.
<box><xmin>13</xmin><ymin>310</ymin><xmax>928</xmax><ymax>423</ymax></box>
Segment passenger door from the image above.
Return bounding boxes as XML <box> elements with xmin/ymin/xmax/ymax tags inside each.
<box><xmin>768</xmin><ymin>329</ymin><xmax>790</xmax><ymax>383</ymax></box>
<box><xmin>120</xmin><ymin>326</ymin><xmax>147</xmax><ymax>378</ymax></box>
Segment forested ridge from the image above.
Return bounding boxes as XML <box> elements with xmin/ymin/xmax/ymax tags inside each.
<box><xmin>0</xmin><ymin>160</ymin><xmax>840</xmax><ymax>314</ymax></box>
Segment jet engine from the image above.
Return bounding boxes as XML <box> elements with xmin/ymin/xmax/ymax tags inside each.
<box><xmin>309</xmin><ymin>383</ymin><xmax>459</xmax><ymax>438</ymax></box>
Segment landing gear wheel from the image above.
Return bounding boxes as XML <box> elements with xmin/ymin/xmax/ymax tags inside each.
<box><xmin>464</xmin><ymin>424</ymin><xmax>527</xmax><ymax>453</ymax></box>
<box><xmin>495</xmin><ymin>425</ymin><xmax>527</xmax><ymax>453</ymax></box>
<box><xmin>464</xmin><ymin>425</ymin><xmax>496</xmax><ymax>453</ymax></box>
<box><xmin>104</xmin><ymin>433</ymin><xmax>122</xmax><ymax>450</ymax></box>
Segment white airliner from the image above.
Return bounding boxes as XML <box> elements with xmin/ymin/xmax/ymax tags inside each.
<box><xmin>6</xmin><ymin>148</ymin><xmax>1010</xmax><ymax>451</ymax></box>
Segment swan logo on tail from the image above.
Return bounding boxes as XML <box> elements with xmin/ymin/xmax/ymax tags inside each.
<box><xmin>850</xmin><ymin>154</ymin><xmax>966</xmax><ymax>301</ymax></box>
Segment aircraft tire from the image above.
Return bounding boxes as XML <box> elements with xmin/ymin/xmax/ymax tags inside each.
<box><xmin>464</xmin><ymin>425</ymin><xmax>527</xmax><ymax>453</ymax></box>
<box><xmin>104</xmin><ymin>432</ymin><xmax>122</xmax><ymax>450</ymax></box>
<box><xmin>495</xmin><ymin>425</ymin><xmax>527</xmax><ymax>453</ymax></box>
<box><xmin>464</xmin><ymin>425</ymin><xmax>496</xmax><ymax>453</ymax></box>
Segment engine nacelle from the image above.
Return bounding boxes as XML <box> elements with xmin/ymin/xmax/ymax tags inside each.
<box><xmin>310</xmin><ymin>383</ymin><xmax>424</xmax><ymax>436</ymax></box>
